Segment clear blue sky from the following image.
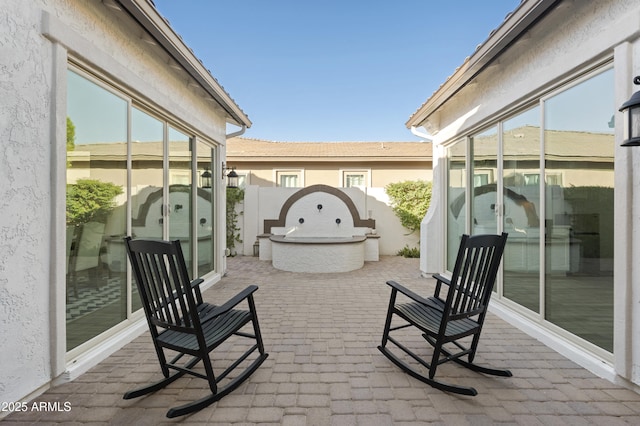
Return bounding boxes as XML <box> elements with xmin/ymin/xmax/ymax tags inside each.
<box><xmin>153</xmin><ymin>0</ymin><xmax>521</xmax><ymax>142</ymax></box>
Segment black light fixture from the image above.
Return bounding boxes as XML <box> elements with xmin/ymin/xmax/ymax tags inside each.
<box><xmin>222</xmin><ymin>162</ymin><xmax>239</xmax><ymax>188</ymax></box>
<box><xmin>226</xmin><ymin>169</ymin><xmax>239</xmax><ymax>188</ymax></box>
<box><xmin>620</xmin><ymin>76</ymin><xmax>640</xmax><ymax>147</ymax></box>
<box><xmin>200</xmin><ymin>168</ymin><xmax>212</xmax><ymax>188</ymax></box>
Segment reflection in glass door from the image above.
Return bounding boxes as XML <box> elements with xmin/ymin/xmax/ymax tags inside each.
<box><xmin>447</xmin><ymin>67</ymin><xmax>614</xmax><ymax>354</ymax></box>
<box><xmin>66</xmin><ymin>70</ymin><xmax>128</xmax><ymax>351</ymax></box>
<box><xmin>502</xmin><ymin>107</ymin><xmax>541</xmax><ymax>313</ymax></box>
<box><xmin>168</xmin><ymin>128</ymin><xmax>193</xmax><ymax>271</ymax></box>
<box><xmin>446</xmin><ymin>141</ymin><xmax>467</xmax><ymax>270</ymax></box>
<box><xmin>66</xmin><ymin>68</ymin><xmax>219</xmax><ymax>354</ymax></box>
<box><xmin>130</xmin><ymin>107</ymin><xmax>166</xmax><ymax>312</ymax></box>
<box><xmin>131</xmin><ymin>107</ymin><xmax>164</xmax><ymax>242</ymax></box>
<box><xmin>544</xmin><ymin>69</ymin><xmax>614</xmax><ymax>351</ymax></box>
<box><xmin>471</xmin><ymin>127</ymin><xmax>498</xmax><ymax>236</ymax></box>
<box><xmin>197</xmin><ymin>142</ymin><xmax>215</xmax><ymax>277</ymax></box>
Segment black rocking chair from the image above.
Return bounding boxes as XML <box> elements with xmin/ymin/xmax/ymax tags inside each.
<box><xmin>123</xmin><ymin>237</ymin><xmax>268</xmax><ymax>417</ymax></box>
<box><xmin>378</xmin><ymin>233</ymin><xmax>510</xmax><ymax>396</ymax></box>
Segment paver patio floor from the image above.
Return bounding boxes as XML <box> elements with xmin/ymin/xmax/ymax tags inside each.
<box><xmin>5</xmin><ymin>255</ymin><xmax>640</xmax><ymax>425</ymax></box>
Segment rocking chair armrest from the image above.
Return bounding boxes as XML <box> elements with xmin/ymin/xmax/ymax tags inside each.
<box><xmin>200</xmin><ymin>285</ymin><xmax>259</xmax><ymax>324</ymax></box>
<box><xmin>432</xmin><ymin>273</ymin><xmax>451</xmax><ymax>286</ymax></box>
<box><xmin>190</xmin><ymin>278</ymin><xmax>205</xmax><ymax>304</ymax></box>
<box><xmin>190</xmin><ymin>278</ymin><xmax>204</xmax><ymax>290</ymax></box>
<box><xmin>386</xmin><ymin>280</ymin><xmax>430</xmax><ymax>305</ymax></box>
<box><xmin>432</xmin><ymin>273</ymin><xmax>451</xmax><ymax>299</ymax></box>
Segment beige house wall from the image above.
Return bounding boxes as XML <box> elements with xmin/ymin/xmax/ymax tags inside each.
<box><xmin>232</xmin><ymin>160</ymin><xmax>432</xmax><ymax>188</ymax></box>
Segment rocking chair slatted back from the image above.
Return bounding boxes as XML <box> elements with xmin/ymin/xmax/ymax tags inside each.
<box><xmin>126</xmin><ymin>239</ymin><xmax>200</xmax><ymax>333</ymax></box>
<box><xmin>446</xmin><ymin>234</ymin><xmax>505</xmax><ymax>319</ymax></box>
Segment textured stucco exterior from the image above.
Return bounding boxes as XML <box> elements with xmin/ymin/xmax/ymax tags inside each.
<box><xmin>412</xmin><ymin>0</ymin><xmax>640</xmax><ymax>388</ymax></box>
<box><xmin>1</xmin><ymin>0</ymin><xmax>242</xmax><ymax>404</ymax></box>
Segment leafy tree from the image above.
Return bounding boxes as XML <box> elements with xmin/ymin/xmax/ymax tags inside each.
<box><xmin>66</xmin><ymin>179</ymin><xmax>123</xmax><ymax>225</ymax></box>
<box><xmin>385</xmin><ymin>180</ymin><xmax>432</xmax><ymax>234</ymax></box>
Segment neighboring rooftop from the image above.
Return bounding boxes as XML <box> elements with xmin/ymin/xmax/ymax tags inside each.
<box><xmin>227</xmin><ymin>137</ymin><xmax>432</xmax><ymax>162</ymax></box>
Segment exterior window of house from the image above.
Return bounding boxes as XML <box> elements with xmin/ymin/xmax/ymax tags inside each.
<box><xmin>234</xmin><ymin>172</ymin><xmax>248</xmax><ymax>189</ymax></box>
<box><xmin>446</xmin><ymin>140</ymin><xmax>467</xmax><ymax>271</ymax></box>
<box><xmin>67</xmin><ymin>66</ymin><xmax>218</xmax><ymax>354</ymax></box>
<box><xmin>277</xmin><ymin>171</ymin><xmax>301</xmax><ymax>187</ymax></box>
<box><xmin>543</xmin><ymin>67</ymin><xmax>614</xmax><ymax>352</ymax></box>
<box><xmin>473</xmin><ymin>173</ymin><xmax>490</xmax><ymax>187</ymax></box>
<box><xmin>445</xmin><ymin>65</ymin><xmax>614</xmax><ymax>354</ymax></box>
<box><xmin>343</xmin><ymin>171</ymin><xmax>369</xmax><ymax>188</ymax></box>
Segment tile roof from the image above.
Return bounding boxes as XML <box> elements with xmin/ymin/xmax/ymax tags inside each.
<box><xmin>227</xmin><ymin>137</ymin><xmax>432</xmax><ymax>161</ymax></box>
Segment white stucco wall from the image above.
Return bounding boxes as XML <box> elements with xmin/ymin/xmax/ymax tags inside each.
<box><xmin>1</xmin><ymin>0</ymin><xmax>55</xmax><ymax>402</ymax></box>
<box><xmin>417</xmin><ymin>0</ymin><xmax>640</xmax><ymax>387</ymax></box>
<box><xmin>242</xmin><ymin>186</ymin><xmax>420</xmax><ymax>256</ymax></box>
<box><xmin>1</xmin><ymin>0</ymin><xmax>233</xmax><ymax>404</ymax></box>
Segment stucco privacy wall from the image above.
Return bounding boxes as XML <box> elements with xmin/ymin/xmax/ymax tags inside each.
<box><xmin>241</xmin><ymin>186</ymin><xmax>420</xmax><ymax>256</ymax></box>
<box><xmin>418</xmin><ymin>0</ymin><xmax>640</xmax><ymax>386</ymax></box>
<box><xmin>0</xmin><ymin>0</ymin><xmax>231</xmax><ymax>404</ymax></box>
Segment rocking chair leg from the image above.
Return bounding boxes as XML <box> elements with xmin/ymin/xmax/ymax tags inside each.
<box><xmin>124</xmin><ymin>370</ymin><xmax>188</xmax><ymax>400</ymax></box>
<box><xmin>427</xmin><ymin>336</ymin><xmax>512</xmax><ymax>378</ymax></box>
<box><xmin>123</xmin><ymin>356</ymin><xmax>202</xmax><ymax>400</ymax></box>
<box><xmin>166</xmin><ymin>353</ymin><xmax>268</xmax><ymax>418</ymax></box>
<box><xmin>447</xmin><ymin>351</ymin><xmax>512</xmax><ymax>377</ymax></box>
<box><xmin>377</xmin><ymin>345</ymin><xmax>478</xmax><ymax>396</ymax></box>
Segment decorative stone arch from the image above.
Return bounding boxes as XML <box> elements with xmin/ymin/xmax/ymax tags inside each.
<box><xmin>263</xmin><ymin>184</ymin><xmax>375</xmax><ymax>234</ymax></box>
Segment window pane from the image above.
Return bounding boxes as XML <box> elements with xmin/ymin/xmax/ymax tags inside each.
<box><xmin>131</xmin><ymin>107</ymin><xmax>164</xmax><ymax>243</ymax></box>
<box><xmin>346</xmin><ymin>173</ymin><xmax>365</xmax><ymax>188</ymax></box>
<box><xmin>503</xmin><ymin>107</ymin><xmax>541</xmax><ymax>312</ymax></box>
<box><xmin>66</xmin><ymin>70</ymin><xmax>127</xmax><ymax>350</ymax></box>
<box><xmin>544</xmin><ymin>69</ymin><xmax>614</xmax><ymax>351</ymax></box>
<box><xmin>197</xmin><ymin>142</ymin><xmax>215</xmax><ymax>277</ymax></box>
<box><xmin>279</xmin><ymin>174</ymin><xmax>298</xmax><ymax>188</ymax></box>
<box><xmin>471</xmin><ymin>127</ymin><xmax>498</xmax><ymax>236</ymax></box>
<box><xmin>447</xmin><ymin>141</ymin><xmax>466</xmax><ymax>270</ymax></box>
<box><xmin>168</xmin><ymin>128</ymin><xmax>193</xmax><ymax>275</ymax></box>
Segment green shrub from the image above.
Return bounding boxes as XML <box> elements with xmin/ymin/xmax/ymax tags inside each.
<box><xmin>385</xmin><ymin>180</ymin><xmax>432</xmax><ymax>234</ymax></box>
<box><xmin>397</xmin><ymin>245</ymin><xmax>420</xmax><ymax>258</ymax></box>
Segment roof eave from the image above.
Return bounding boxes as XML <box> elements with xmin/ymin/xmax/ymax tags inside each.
<box><xmin>116</xmin><ymin>0</ymin><xmax>252</xmax><ymax>128</ymax></box>
<box><xmin>406</xmin><ymin>0</ymin><xmax>561</xmax><ymax>129</ymax></box>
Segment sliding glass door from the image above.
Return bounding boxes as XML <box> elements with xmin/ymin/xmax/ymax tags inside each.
<box><xmin>66</xmin><ymin>70</ymin><xmax>128</xmax><ymax>350</ymax></box>
<box><xmin>502</xmin><ymin>107</ymin><xmax>541</xmax><ymax>313</ymax></box>
<box><xmin>543</xmin><ymin>69</ymin><xmax>614</xmax><ymax>351</ymax></box>
<box><xmin>445</xmin><ymin>66</ymin><xmax>614</xmax><ymax>353</ymax></box>
<box><xmin>66</xmin><ymin>67</ymin><xmax>218</xmax><ymax>353</ymax></box>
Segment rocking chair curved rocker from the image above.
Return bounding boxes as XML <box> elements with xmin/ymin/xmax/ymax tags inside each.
<box><xmin>378</xmin><ymin>233</ymin><xmax>510</xmax><ymax>396</ymax></box>
<box><xmin>124</xmin><ymin>237</ymin><xmax>268</xmax><ymax>417</ymax></box>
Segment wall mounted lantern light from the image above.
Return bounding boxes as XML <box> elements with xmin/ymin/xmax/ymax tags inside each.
<box><xmin>222</xmin><ymin>162</ymin><xmax>239</xmax><ymax>188</ymax></box>
<box><xmin>200</xmin><ymin>168</ymin><xmax>212</xmax><ymax>189</ymax></box>
<box><xmin>620</xmin><ymin>76</ymin><xmax>640</xmax><ymax>147</ymax></box>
